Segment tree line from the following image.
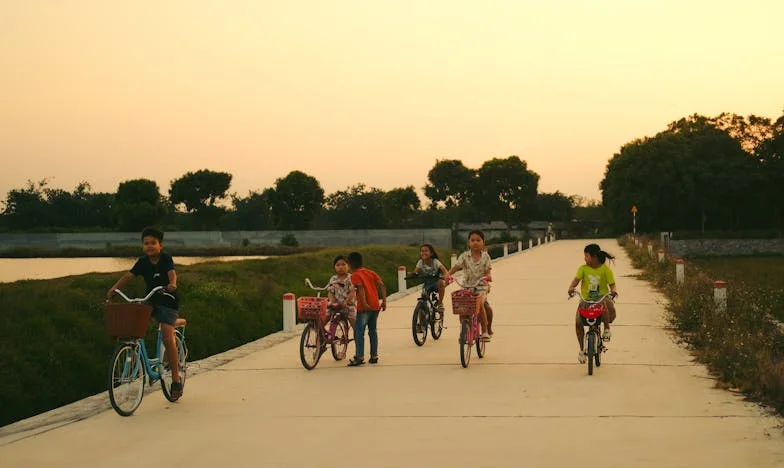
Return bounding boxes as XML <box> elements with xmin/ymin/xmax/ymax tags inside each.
<box><xmin>0</xmin><ymin>157</ymin><xmax>581</xmax><ymax>232</ymax></box>
<box><xmin>601</xmin><ymin>111</ymin><xmax>784</xmax><ymax>234</ymax></box>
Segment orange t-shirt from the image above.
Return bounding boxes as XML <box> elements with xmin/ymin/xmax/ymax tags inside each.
<box><xmin>350</xmin><ymin>267</ymin><xmax>382</xmax><ymax>312</ymax></box>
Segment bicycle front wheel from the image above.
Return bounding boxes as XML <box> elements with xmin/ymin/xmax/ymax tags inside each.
<box><xmin>430</xmin><ymin>304</ymin><xmax>443</xmax><ymax>340</ymax></box>
<box><xmin>412</xmin><ymin>303</ymin><xmax>428</xmax><ymax>346</ymax></box>
<box><xmin>108</xmin><ymin>342</ymin><xmax>145</xmax><ymax>416</ymax></box>
<box><xmin>331</xmin><ymin>318</ymin><xmax>349</xmax><ymax>361</ymax></box>
<box><xmin>587</xmin><ymin>332</ymin><xmax>596</xmax><ymax>376</ymax></box>
<box><xmin>300</xmin><ymin>322</ymin><xmax>322</xmax><ymax>370</ymax></box>
<box><xmin>459</xmin><ymin>320</ymin><xmax>472</xmax><ymax>368</ymax></box>
<box><xmin>160</xmin><ymin>331</ymin><xmax>187</xmax><ymax>402</ymax></box>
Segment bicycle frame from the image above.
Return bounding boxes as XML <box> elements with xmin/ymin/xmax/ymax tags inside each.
<box><xmin>118</xmin><ymin>325</ymin><xmax>183</xmax><ymax>385</ymax></box>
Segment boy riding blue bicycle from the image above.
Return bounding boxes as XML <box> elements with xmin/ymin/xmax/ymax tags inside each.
<box><xmin>107</xmin><ymin>227</ymin><xmax>184</xmax><ymax>400</ymax></box>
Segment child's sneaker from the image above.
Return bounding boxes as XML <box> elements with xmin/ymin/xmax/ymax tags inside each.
<box><xmin>602</xmin><ymin>329</ymin><xmax>612</xmax><ymax>342</ymax></box>
<box><xmin>578</xmin><ymin>351</ymin><xmax>587</xmax><ymax>364</ymax></box>
<box><xmin>480</xmin><ymin>332</ymin><xmax>491</xmax><ymax>342</ymax></box>
<box><xmin>170</xmin><ymin>381</ymin><xmax>183</xmax><ymax>400</ymax></box>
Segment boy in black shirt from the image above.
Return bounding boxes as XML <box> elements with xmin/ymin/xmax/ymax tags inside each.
<box><xmin>107</xmin><ymin>227</ymin><xmax>183</xmax><ymax>400</ymax></box>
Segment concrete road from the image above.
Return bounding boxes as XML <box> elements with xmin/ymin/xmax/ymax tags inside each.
<box><xmin>1</xmin><ymin>239</ymin><xmax>783</xmax><ymax>467</ymax></box>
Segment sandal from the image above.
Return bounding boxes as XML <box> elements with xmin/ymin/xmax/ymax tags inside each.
<box><xmin>369</xmin><ymin>356</ymin><xmax>379</xmax><ymax>364</ymax></box>
<box><xmin>347</xmin><ymin>357</ymin><xmax>364</xmax><ymax>367</ymax></box>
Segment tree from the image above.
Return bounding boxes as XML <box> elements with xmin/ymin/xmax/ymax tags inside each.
<box><xmin>169</xmin><ymin>170</ymin><xmax>232</xmax><ymax>213</ymax></box>
<box><xmin>115</xmin><ymin>179</ymin><xmax>166</xmax><ymax>231</ymax></box>
<box><xmin>424</xmin><ymin>159</ymin><xmax>475</xmax><ymax>208</ymax></box>
<box><xmin>382</xmin><ymin>186</ymin><xmax>421</xmax><ymax>228</ymax></box>
<box><xmin>474</xmin><ymin>156</ymin><xmax>539</xmax><ymax>224</ymax></box>
<box><xmin>269</xmin><ymin>171</ymin><xmax>324</xmax><ymax>230</ymax></box>
<box><xmin>220</xmin><ymin>191</ymin><xmax>273</xmax><ymax>230</ymax></box>
<box><xmin>1</xmin><ymin>180</ymin><xmax>49</xmax><ymax>230</ymax></box>
<box><xmin>324</xmin><ymin>184</ymin><xmax>386</xmax><ymax>229</ymax></box>
<box><xmin>536</xmin><ymin>191</ymin><xmax>573</xmax><ymax>223</ymax></box>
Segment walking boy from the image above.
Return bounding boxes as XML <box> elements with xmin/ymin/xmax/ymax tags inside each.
<box><xmin>347</xmin><ymin>251</ymin><xmax>387</xmax><ymax>366</ymax></box>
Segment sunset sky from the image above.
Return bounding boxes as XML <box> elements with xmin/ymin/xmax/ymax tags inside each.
<box><xmin>1</xmin><ymin>1</ymin><xmax>782</xmax><ymax>205</ymax></box>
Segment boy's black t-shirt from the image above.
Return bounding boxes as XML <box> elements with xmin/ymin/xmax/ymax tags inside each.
<box><xmin>130</xmin><ymin>252</ymin><xmax>179</xmax><ymax>309</ymax></box>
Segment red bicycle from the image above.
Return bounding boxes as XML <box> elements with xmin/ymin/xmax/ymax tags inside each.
<box><xmin>569</xmin><ymin>291</ymin><xmax>615</xmax><ymax>375</ymax></box>
<box><xmin>297</xmin><ymin>278</ymin><xmax>353</xmax><ymax>370</ymax></box>
<box><xmin>451</xmin><ymin>276</ymin><xmax>488</xmax><ymax>368</ymax></box>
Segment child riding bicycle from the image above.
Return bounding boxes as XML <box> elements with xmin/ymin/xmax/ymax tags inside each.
<box><xmin>327</xmin><ymin>255</ymin><xmax>357</xmax><ymax>332</ymax></box>
<box><xmin>567</xmin><ymin>243</ymin><xmax>618</xmax><ymax>364</ymax></box>
<box><xmin>448</xmin><ymin>230</ymin><xmax>493</xmax><ymax>342</ymax></box>
<box><xmin>107</xmin><ymin>227</ymin><xmax>184</xmax><ymax>400</ymax></box>
<box><xmin>411</xmin><ymin>243</ymin><xmax>451</xmax><ymax>310</ymax></box>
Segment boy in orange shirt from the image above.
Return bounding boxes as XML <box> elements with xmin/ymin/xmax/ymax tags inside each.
<box><xmin>347</xmin><ymin>251</ymin><xmax>387</xmax><ymax>366</ymax></box>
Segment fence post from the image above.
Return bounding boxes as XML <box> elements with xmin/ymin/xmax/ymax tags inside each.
<box><xmin>451</xmin><ymin>253</ymin><xmax>457</xmax><ymax>268</ymax></box>
<box><xmin>537</xmin><ymin>237</ymin><xmax>541</xmax><ymax>246</ymax></box>
<box><xmin>657</xmin><ymin>249</ymin><xmax>665</xmax><ymax>263</ymax></box>
<box><xmin>675</xmin><ymin>259</ymin><xmax>685</xmax><ymax>285</ymax></box>
<box><xmin>518</xmin><ymin>240</ymin><xmax>522</xmax><ymax>252</ymax></box>
<box><xmin>503</xmin><ymin>243</ymin><xmax>509</xmax><ymax>256</ymax></box>
<box><xmin>529</xmin><ymin>239</ymin><xmax>533</xmax><ymax>249</ymax></box>
<box><xmin>713</xmin><ymin>280</ymin><xmax>727</xmax><ymax>313</ymax></box>
<box><xmin>283</xmin><ymin>293</ymin><xmax>296</xmax><ymax>332</ymax></box>
<box><xmin>398</xmin><ymin>266</ymin><xmax>407</xmax><ymax>292</ymax></box>
<box><xmin>647</xmin><ymin>242</ymin><xmax>653</xmax><ymax>256</ymax></box>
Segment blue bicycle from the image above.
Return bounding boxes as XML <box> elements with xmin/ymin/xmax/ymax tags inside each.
<box><xmin>105</xmin><ymin>286</ymin><xmax>188</xmax><ymax>416</ymax></box>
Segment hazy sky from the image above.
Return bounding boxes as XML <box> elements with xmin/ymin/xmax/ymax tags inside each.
<box><xmin>1</xmin><ymin>1</ymin><xmax>782</xmax><ymax>205</ymax></box>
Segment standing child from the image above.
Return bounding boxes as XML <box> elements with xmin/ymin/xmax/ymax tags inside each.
<box><xmin>107</xmin><ymin>227</ymin><xmax>184</xmax><ymax>400</ymax></box>
<box><xmin>567</xmin><ymin>243</ymin><xmax>618</xmax><ymax>364</ymax></box>
<box><xmin>448</xmin><ymin>230</ymin><xmax>493</xmax><ymax>341</ymax></box>
<box><xmin>347</xmin><ymin>251</ymin><xmax>387</xmax><ymax>367</ymax></box>
<box><xmin>327</xmin><ymin>255</ymin><xmax>357</xmax><ymax>332</ymax></box>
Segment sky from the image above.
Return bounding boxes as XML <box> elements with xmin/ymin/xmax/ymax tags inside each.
<box><xmin>1</xmin><ymin>1</ymin><xmax>783</xmax><ymax>206</ymax></box>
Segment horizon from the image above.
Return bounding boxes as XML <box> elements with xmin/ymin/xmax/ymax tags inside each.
<box><xmin>1</xmin><ymin>1</ymin><xmax>783</xmax><ymax>203</ymax></box>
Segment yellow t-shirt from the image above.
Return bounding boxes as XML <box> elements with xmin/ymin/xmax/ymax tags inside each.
<box><xmin>575</xmin><ymin>264</ymin><xmax>615</xmax><ymax>300</ymax></box>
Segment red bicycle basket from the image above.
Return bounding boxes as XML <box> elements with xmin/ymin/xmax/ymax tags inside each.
<box><xmin>104</xmin><ymin>303</ymin><xmax>153</xmax><ymax>338</ymax></box>
<box><xmin>578</xmin><ymin>302</ymin><xmax>606</xmax><ymax>320</ymax></box>
<box><xmin>297</xmin><ymin>296</ymin><xmax>328</xmax><ymax>321</ymax></box>
<box><xmin>451</xmin><ymin>289</ymin><xmax>480</xmax><ymax>316</ymax></box>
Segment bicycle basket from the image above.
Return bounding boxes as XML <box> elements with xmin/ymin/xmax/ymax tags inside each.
<box><xmin>578</xmin><ymin>302</ymin><xmax>605</xmax><ymax>320</ymax></box>
<box><xmin>451</xmin><ymin>289</ymin><xmax>480</xmax><ymax>316</ymax></box>
<box><xmin>104</xmin><ymin>303</ymin><xmax>153</xmax><ymax>338</ymax></box>
<box><xmin>297</xmin><ymin>296</ymin><xmax>328</xmax><ymax>321</ymax></box>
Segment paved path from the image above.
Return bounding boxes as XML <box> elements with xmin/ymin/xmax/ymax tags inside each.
<box><xmin>2</xmin><ymin>239</ymin><xmax>783</xmax><ymax>467</ymax></box>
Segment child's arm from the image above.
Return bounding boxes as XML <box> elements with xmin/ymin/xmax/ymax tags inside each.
<box><xmin>166</xmin><ymin>269</ymin><xmax>177</xmax><ymax>292</ymax></box>
<box><xmin>567</xmin><ymin>277</ymin><xmax>580</xmax><ymax>296</ymax></box>
<box><xmin>377</xmin><ymin>278</ymin><xmax>387</xmax><ymax>311</ymax></box>
<box><xmin>438</xmin><ymin>263</ymin><xmax>450</xmax><ymax>279</ymax></box>
<box><xmin>107</xmin><ymin>272</ymin><xmax>134</xmax><ymax>299</ymax></box>
<box><xmin>355</xmin><ymin>283</ymin><xmax>368</xmax><ymax>311</ymax></box>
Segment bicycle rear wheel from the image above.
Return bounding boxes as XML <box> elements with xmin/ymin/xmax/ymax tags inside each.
<box><xmin>299</xmin><ymin>322</ymin><xmax>322</xmax><ymax>370</ymax></box>
<box><xmin>587</xmin><ymin>332</ymin><xmax>596</xmax><ymax>376</ymax></box>
<box><xmin>412</xmin><ymin>303</ymin><xmax>428</xmax><ymax>346</ymax></box>
<box><xmin>459</xmin><ymin>320</ymin><xmax>472</xmax><ymax>368</ymax></box>
<box><xmin>108</xmin><ymin>342</ymin><xmax>145</xmax><ymax>416</ymax></box>
<box><xmin>160</xmin><ymin>331</ymin><xmax>187</xmax><ymax>402</ymax></box>
<box><xmin>331</xmin><ymin>319</ymin><xmax>349</xmax><ymax>361</ymax></box>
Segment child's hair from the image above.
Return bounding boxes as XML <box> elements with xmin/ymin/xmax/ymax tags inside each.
<box><xmin>584</xmin><ymin>243</ymin><xmax>615</xmax><ymax>264</ymax></box>
<box><xmin>141</xmin><ymin>227</ymin><xmax>164</xmax><ymax>242</ymax></box>
<box><xmin>467</xmin><ymin>230</ymin><xmax>485</xmax><ymax>242</ymax></box>
<box><xmin>333</xmin><ymin>255</ymin><xmax>348</xmax><ymax>266</ymax></box>
<box><xmin>347</xmin><ymin>252</ymin><xmax>363</xmax><ymax>269</ymax></box>
<box><xmin>421</xmin><ymin>243</ymin><xmax>439</xmax><ymax>260</ymax></box>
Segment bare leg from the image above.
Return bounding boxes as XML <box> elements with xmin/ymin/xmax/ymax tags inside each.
<box><xmin>485</xmin><ymin>301</ymin><xmax>494</xmax><ymax>335</ymax></box>
<box><xmin>575</xmin><ymin>314</ymin><xmax>585</xmax><ymax>350</ymax></box>
<box><xmin>161</xmin><ymin>324</ymin><xmax>181</xmax><ymax>384</ymax></box>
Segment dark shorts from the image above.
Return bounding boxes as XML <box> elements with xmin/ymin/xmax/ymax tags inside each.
<box><xmin>152</xmin><ymin>304</ymin><xmax>179</xmax><ymax>326</ymax></box>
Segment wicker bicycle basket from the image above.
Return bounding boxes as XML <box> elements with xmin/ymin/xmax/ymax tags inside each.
<box><xmin>451</xmin><ymin>289</ymin><xmax>480</xmax><ymax>316</ymax></box>
<box><xmin>104</xmin><ymin>303</ymin><xmax>153</xmax><ymax>338</ymax></box>
<box><xmin>297</xmin><ymin>296</ymin><xmax>328</xmax><ymax>321</ymax></box>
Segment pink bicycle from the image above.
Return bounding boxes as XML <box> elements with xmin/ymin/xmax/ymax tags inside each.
<box><xmin>451</xmin><ymin>276</ymin><xmax>488</xmax><ymax>368</ymax></box>
<box><xmin>297</xmin><ymin>278</ymin><xmax>353</xmax><ymax>370</ymax></box>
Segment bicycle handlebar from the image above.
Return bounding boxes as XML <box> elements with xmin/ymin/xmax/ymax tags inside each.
<box><xmin>111</xmin><ymin>286</ymin><xmax>165</xmax><ymax>303</ymax></box>
<box><xmin>568</xmin><ymin>290</ymin><xmax>616</xmax><ymax>303</ymax></box>
<box><xmin>451</xmin><ymin>275</ymin><xmax>487</xmax><ymax>290</ymax></box>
